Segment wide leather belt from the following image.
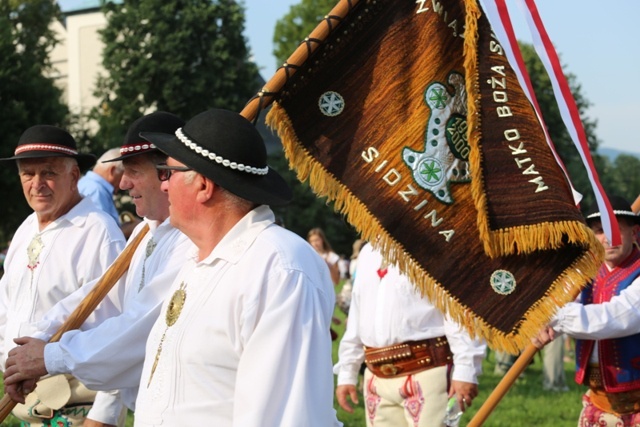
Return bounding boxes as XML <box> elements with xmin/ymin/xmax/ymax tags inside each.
<box><xmin>364</xmin><ymin>336</ymin><xmax>453</xmax><ymax>379</ymax></box>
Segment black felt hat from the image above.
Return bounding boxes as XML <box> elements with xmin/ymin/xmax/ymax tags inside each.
<box><xmin>585</xmin><ymin>195</ymin><xmax>640</xmax><ymax>225</ymax></box>
<box><xmin>0</xmin><ymin>125</ymin><xmax>96</xmax><ymax>171</ymax></box>
<box><xmin>140</xmin><ymin>109</ymin><xmax>292</xmax><ymax>207</ymax></box>
<box><xmin>104</xmin><ymin>111</ymin><xmax>185</xmax><ymax>162</ymax></box>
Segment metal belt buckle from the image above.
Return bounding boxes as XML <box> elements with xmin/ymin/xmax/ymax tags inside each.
<box><xmin>380</xmin><ymin>363</ymin><xmax>399</xmax><ymax>376</ymax></box>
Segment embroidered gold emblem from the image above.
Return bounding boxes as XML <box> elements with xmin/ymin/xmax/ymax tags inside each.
<box><xmin>166</xmin><ymin>285</ymin><xmax>186</xmax><ymax>326</ymax></box>
<box><xmin>148</xmin><ymin>282</ymin><xmax>187</xmax><ymax>387</ymax></box>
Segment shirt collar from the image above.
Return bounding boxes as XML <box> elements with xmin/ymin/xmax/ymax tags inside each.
<box><xmin>44</xmin><ymin>196</ymin><xmax>94</xmax><ymax>230</ymax></box>
<box><xmin>200</xmin><ymin>205</ymin><xmax>274</xmax><ymax>265</ymax></box>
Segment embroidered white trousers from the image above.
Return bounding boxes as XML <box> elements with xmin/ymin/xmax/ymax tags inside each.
<box><xmin>363</xmin><ymin>365</ymin><xmax>449</xmax><ymax>427</ymax></box>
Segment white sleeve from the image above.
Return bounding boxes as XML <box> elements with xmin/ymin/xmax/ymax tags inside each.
<box><xmin>87</xmin><ymin>390</ymin><xmax>125</xmax><ymax>425</ymax></box>
<box><xmin>551</xmin><ymin>276</ymin><xmax>640</xmax><ymax>340</ymax></box>
<box><xmin>333</xmin><ymin>276</ymin><xmax>365</xmax><ymax>386</ymax></box>
<box><xmin>45</xmin><ymin>247</ymin><xmax>188</xmax><ymax>390</ymax></box>
<box><xmin>26</xmin><ymin>274</ymin><xmax>125</xmax><ymax>341</ymax></box>
<box><xmin>0</xmin><ymin>274</ymin><xmax>9</xmax><ymax>370</ymax></box>
<box><xmin>444</xmin><ymin>316</ymin><xmax>486</xmax><ymax>384</ymax></box>
<box><xmin>233</xmin><ymin>269</ymin><xmax>338</xmax><ymax>427</ymax></box>
<box><xmin>43</xmin><ymin>236</ymin><xmax>191</xmax><ymax>391</ymax></box>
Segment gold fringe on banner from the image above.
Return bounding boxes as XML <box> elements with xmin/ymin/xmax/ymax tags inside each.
<box><xmin>268</xmin><ymin>102</ymin><xmax>601</xmax><ymax>353</ymax></box>
<box><xmin>266</xmin><ymin>0</ymin><xmax>603</xmax><ymax>352</ymax></box>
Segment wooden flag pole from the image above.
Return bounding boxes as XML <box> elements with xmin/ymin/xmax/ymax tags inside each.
<box><xmin>631</xmin><ymin>195</ymin><xmax>640</xmax><ymax>214</ymax></box>
<box><xmin>240</xmin><ymin>0</ymin><xmax>360</xmax><ymax>122</ymax></box>
<box><xmin>468</xmin><ymin>271</ymin><xmax>592</xmax><ymax>426</ymax></box>
<box><xmin>467</xmin><ymin>343</ymin><xmax>538</xmax><ymax>426</ymax></box>
<box><xmin>0</xmin><ymin>224</ymin><xmax>150</xmax><ymax>422</ymax></box>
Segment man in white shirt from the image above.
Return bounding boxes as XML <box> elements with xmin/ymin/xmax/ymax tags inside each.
<box><xmin>533</xmin><ymin>195</ymin><xmax>640</xmax><ymax>426</ymax></box>
<box><xmin>3</xmin><ymin>112</ymin><xmax>194</xmax><ymax>421</ymax></box>
<box><xmin>133</xmin><ymin>108</ymin><xmax>341</xmax><ymax>426</ymax></box>
<box><xmin>0</xmin><ymin>125</ymin><xmax>126</xmax><ymax>426</ymax></box>
<box><xmin>334</xmin><ymin>242</ymin><xmax>486</xmax><ymax>427</ymax></box>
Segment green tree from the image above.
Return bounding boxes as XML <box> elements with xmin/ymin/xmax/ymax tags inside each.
<box><xmin>272</xmin><ymin>0</ymin><xmax>359</xmax><ymax>256</ymax></box>
<box><xmin>93</xmin><ymin>0</ymin><xmax>260</xmax><ymax>149</ymax></box>
<box><xmin>0</xmin><ymin>0</ymin><xmax>69</xmax><ymax>242</ymax></box>
<box><xmin>518</xmin><ymin>43</ymin><xmax>601</xmax><ymax>210</ymax></box>
<box><xmin>269</xmin><ymin>152</ymin><xmax>358</xmax><ymax>256</ymax></box>
<box><xmin>272</xmin><ymin>0</ymin><xmax>336</xmax><ymax>69</ymax></box>
<box><xmin>601</xmin><ymin>154</ymin><xmax>640</xmax><ymax>201</ymax></box>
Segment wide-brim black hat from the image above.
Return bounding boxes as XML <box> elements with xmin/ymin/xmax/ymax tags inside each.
<box><xmin>0</xmin><ymin>124</ymin><xmax>96</xmax><ymax>172</ymax></box>
<box><xmin>585</xmin><ymin>195</ymin><xmax>640</xmax><ymax>225</ymax></box>
<box><xmin>104</xmin><ymin>111</ymin><xmax>185</xmax><ymax>162</ymax></box>
<box><xmin>140</xmin><ymin>109</ymin><xmax>292</xmax><ymax>207</ymax></box>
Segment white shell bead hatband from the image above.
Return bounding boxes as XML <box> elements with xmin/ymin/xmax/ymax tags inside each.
<box><xmin>120</xmin><ymin>143</ymin><xmax>156</xmax><ymax>155</ymax></box>
<box><xmin>175</xmin><ymin>128</ymin><xmax>269</xmax><ymax>176</ymax></box>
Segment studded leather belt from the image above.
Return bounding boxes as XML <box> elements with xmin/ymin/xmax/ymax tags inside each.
<box><xmin>364</xmin><ymin>336</ymin><xmax>453</xmax><ymax>379</ymax></box>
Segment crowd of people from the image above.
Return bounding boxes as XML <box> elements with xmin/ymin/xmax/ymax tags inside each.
<box><xmin>0</xmin><ymin>109</ymin><xmax>638</xmax><ymax>427</ymax></box>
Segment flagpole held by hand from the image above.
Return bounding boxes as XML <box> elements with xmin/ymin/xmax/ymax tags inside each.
<box><xmin>467</xmin><ymin>343</ymin><xmax>539</xmax><ymax>427</ymax></box>
<box><xmin>0</xmin><ymin>224</ymin><xmax>150</xmax><ymax>422</ymax></box>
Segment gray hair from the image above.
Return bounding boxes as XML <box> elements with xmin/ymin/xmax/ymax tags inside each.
<box><xmin>96</xmin><ymin>147</ymin><xmax>124</xmax><ymax>173</ymax></box>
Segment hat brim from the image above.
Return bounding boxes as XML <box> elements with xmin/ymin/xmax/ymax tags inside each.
<box><xmin>586</xmin><ymin>211</ymin><xmax>640</xmax><ymax>226</ymax></box>
<box><xmin>102</xmin><ymin>148</ymin><xmax>162</xmax><ymax>163</ymax></box>
<box><xmin>0</xmin><ymin>151</ymin><xmax>96</xmax><ymax>172</ymax></box>
<box><xmin>140</xmin><ymin>131</ymin><xmax>292</xmax><ymax>207</ymax></box>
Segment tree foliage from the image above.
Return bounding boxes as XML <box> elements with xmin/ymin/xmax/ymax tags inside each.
<box><xmin>268</xmin><ymin>152</ymin><xmax>359</xmax><ymax>257</ymax></box>
<box><xmin>272</xmin><ymin>0</ymin><xmax>336</xmax><ymax>68</ymax></box>
<box><xmin>594</xmin><ymin>154</ymin><xmax>640</xmax><ymax>202</ymax></box>
<box><xmin>272</xmin><ymin>0</ymin><xmax>359</xmax><ymax>256</ymax></box>
<box><xmin>93</xmin><ymin>0</ymin><xmax>260</xmax><ymax>149</ymax></box>
<box><xmin>520</xmin><ymin>43</ymin><xmax>640</xmax><ymax>207</ymax></box>
<box><xmin>0</xmin><ymin>0</ymin><xmax>69</xmax><ymax>243</ymax></box>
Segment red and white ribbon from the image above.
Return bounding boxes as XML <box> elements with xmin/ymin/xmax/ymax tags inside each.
<box><xmin>481</xmin><ymin>0</ymin><xmax>621</xmax><ymax>245</ymax></box>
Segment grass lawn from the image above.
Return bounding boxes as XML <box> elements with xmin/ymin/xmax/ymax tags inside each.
<box><xmin>0</xmin><ymin>285</ymin><xmax>585</xmax><ymax>426</ymax></box>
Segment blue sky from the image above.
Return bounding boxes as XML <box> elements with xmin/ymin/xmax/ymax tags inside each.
<box><xmin>244</xmin><ymin>0</ymin><xmax>640</xmax><ymax>154</ymax></box>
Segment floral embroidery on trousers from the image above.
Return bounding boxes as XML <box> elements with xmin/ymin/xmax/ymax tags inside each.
<box><xmin>365</xmin><ymin>374</ymin><xmax>382</xmax><ymax>424</ymax></box>
<box><xmin>400</xmin><ymin>374</ymin><xmax>425</xmax><ymax>426</ymax></box>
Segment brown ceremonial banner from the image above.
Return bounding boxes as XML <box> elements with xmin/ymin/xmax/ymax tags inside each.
<box><xmin>267</xmin><ymin>0</ymin><xmax>602</xmax><ymax>352</ymax></box>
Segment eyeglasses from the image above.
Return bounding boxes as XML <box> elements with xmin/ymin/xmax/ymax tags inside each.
<box><xmin>156</xmin><ymin>163</ymin><xmax>193</xmax><ymax>181</ymax></box>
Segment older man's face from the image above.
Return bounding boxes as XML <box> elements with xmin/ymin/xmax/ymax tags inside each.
<box><xmin>120</xmin><ymin>154</ymin><xmax>169</xmax><ymax>221</ymax></box>
<box><xmin>18</xmin><ymin>157</ymin><xmax>80</xmax><ymax>224</ymax></box>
